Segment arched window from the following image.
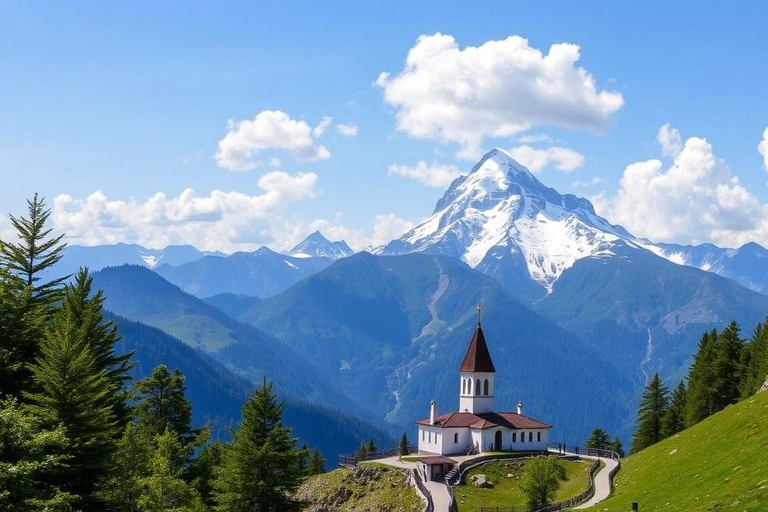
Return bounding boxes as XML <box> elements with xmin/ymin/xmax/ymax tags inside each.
<box><xmin>467</xmin><ymin>379</ymin><xmax>472</xmax><ymax>395</ymax></box>
<box><xmin>476</xmin><ymin>379</ymin><xmax>481</xmax><ymax>396</ymax></box>
<box><xmin>462</xmin><ymin>379</ymin><xmax>466</xmax><ymax>395</ymax></box>
<box><xmin>484</xmin><ymin>379</ymin><xmax>489</xmax><ymax>396</ymax></box>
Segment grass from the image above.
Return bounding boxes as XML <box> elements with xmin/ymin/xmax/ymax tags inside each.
<box><xmin>454</xmin><ymin>457</ymin><xmax>594</xmax><ymax>511</ymax></box>
<box><xmin>295</xmin><ymin>464</ymin><xmax>422</xmax><ymax>511</ymax></box>
<box><xmin>591</xmin><ymin>389</ymin><xmax>768</xmax><ymax>511</ymax></box>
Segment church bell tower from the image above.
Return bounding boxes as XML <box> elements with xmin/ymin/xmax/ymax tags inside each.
<box><xmin>458</xmin><ymin>304</ymin><xmax>496</xmax><ymax>414</ymax></box>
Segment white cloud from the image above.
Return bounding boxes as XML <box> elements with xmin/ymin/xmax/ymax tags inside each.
<box><xmin>596</xmin><ymin>126</ymin><xmax>768</xmax><ymax>247</ymax></box>
<box><xmin>388</xmin><ymin>161</ymin><xmax>461</xmax><ymax>187</ymax></box>
<box><xmin>657</xmin><ymin>123</ymin><xmax>683</xmax><ymax>158</ymax></box>
<box><xmin>516</xmin><ymin>133</ymin><xmax>553</xmax><ymax>144</ymax></box>
<box><xmin>336</xmin><ymin>123</ymin><xmax>358</xmax><ymax>137</ymax></box>
<box><xmin>759</xmin><ymin>126</ymin><xmax>768</xmax><ymax>173</ymax></box>
<box><xmin>572</xmin><ymin>176</ymin><xmax>603</xmax><ymax>188</ymax></box>
<box><xmin>507</xmin><ymin>145</ymin><xmax>585</xmax><ymax>173</ymax></box>
<box><xmin>371</xmin><ymin>214</ymin><xmax>415</xmax><ymax>248</ymax></box>
<box><xmin>376</xmin><ymin>33</ymin><xmax>623</xmax><ymax>160</ymax></box>
<box><xmin>268</xmin><ymin>157</ymin><xmax>281</xmax><ymax>168</ymax></box>
<box><xmin>313</xmin><ymin>116</ymin><xmax>333</xmax><ymax>137</ymax></box>
<box><xmin>215</xmin><ymin>110</ymin><xmax>330</xmax><ymax>171</ymax></box>
<box><xmin>52</xmin><ymin>171</ymin><xmax>319</xmax><ymax>252</ymax></box>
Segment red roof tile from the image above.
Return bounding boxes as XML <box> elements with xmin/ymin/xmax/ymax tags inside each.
<box><xmin>415</xmin><ymin>411</ymin><xmax>551</xmax><ymax>430</ymax></box>
<box><xmin>459</xmin><ymin>324</ymin><xmax>496</xmax><ymax>373</ymax></box>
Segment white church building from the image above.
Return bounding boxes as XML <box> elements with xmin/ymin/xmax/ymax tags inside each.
<box><xmin>416</xmin><ymin>311</ymin><xmax>551</xmax><ymax>456</ymax></box>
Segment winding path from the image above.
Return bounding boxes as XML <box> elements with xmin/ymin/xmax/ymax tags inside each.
<box><xmin>572</xmin><ymin>454</ymin><xmax>619</xmax><ymax>509</ymax></box>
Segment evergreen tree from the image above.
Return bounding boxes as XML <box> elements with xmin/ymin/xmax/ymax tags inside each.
<box><xmin>663</xmin><ymin>381</ymin><xmax>688</xmax><ymax>437</ymax></box>
<box><xmin>0</xmin><ymin>397</ymin><xmax>74</xmax><ymax>511</ymax></box>
<box><xmin>25</xmin><ymin>286</ymin><xmax>121</xmax><ymax>509</ymax></box>
<box><xmin>686</xmin><ymin>330</ymin><xmax>718</xmax><ymax>426</ymax></box>
<box><xmin>367</xmin><ymin>438</ymin><xmax>376</xmax><ymax>453</ymax></box>
<box><xmin>585</xmin><ymin>427</ymin><xmax>611</xmax><ymax>450</ymax></box>
<box><xmin>307</xmin><ymin>448</ymin><xmax>326</xmax><ymax>476</ymax></box>
<box><xmin>741</xmin><ymin>319</ymin><xmax>768</xmax><ymax>397</ymax></box>
<box><xmin>134</xmin><ymin>365</ymin><xmax>195</xmax><ymax>444</ymax></box>
<box><xmin>102</xmin><ymin>423</ymin><xmax>154</xmax><ymax>512</ymax></box>
<box><xmin>712</xmin><ymin>321</ymin><xmax>744</xmax><ymax>411</ymax></box>
<box><xmin>0</xmin><ymin>194</ymin><xmax>68</xmax><ymax>307</ymax></box>
<box><xmin>189</xmin><ymin>442</ymin><xmax>223</xmax><ymax>510</ymax></box>
<box><xmin>358</xmin><ymin>441</ymin><xmax>368</xmax><ymax>456</ymax></box>
<box><xmin>213</xmin><ymin>379</ymin><xmax>305</xmax><ymax>512</ymax></box>
<box><xmin>520</xmin><ymin>456</ymin><xmax>567</xmax><ymax>509</ymax></box>
<box><xmin>399</xmin><ymin>433</ymin><xmax>410</xmax><ymax>456</ymax></box>
<box><xmin>631</xmin><ymin>373</ymin><xmax>670</xmax><ymax>453</ymax></box>
<box><xmin>138</xmin><ymin>428</ymin><xmax>205</xmax><ymax>512</ymax></box>
<box><xmin>610</xmin><ymin>436</ymin><xmax>625</xmax><ymax>458</ymax></box>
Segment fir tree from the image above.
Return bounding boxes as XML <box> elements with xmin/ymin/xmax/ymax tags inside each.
<box><xmin>358</xmin><ymin>441</ymin><xmax>368</xmax><ymax>456</ymax></box>
<box><xmin>610</xmin><ymin>437</ymin><xmax>625</xmax><ymax>458</ymax></box>
<box><xmin>686</xmin><ymin>330</ymin><xmax>718</xmax><ymax>426</ymax></box>
<box><xmin>367</xmin><ymin>438</ymin><xmax>377</xmax><ymax>453</ymax></box>
<box><xmin>585</xmin><ymin>427</ymin><xmax>611</xmax><ymax>450</ymax></box>
<box><xmin>399</xmin><ymin>433</ymin><xmax>410</xmax><ymax>456</ymax></box>
<box><xmin>712</xmin><ymin>321</ymin><xmax>744</xmax><ymax>411</ymax></box>
<box><xmin>102</xmin><ymin>423</ymin><xmax>154</xmax><ymax>512</ymax></box>
<box><xmin>631</xmin><ymin>373</ymin><xmax>670</xmax><ymax>453</ymax></box>
<box><xmin>213</xmin><ymin>379</ymin><xmax>305</xmax><ymax>512</ymax></box>
<box><xmin>0</xmin><ymin>397</ymin><xmax>74</xmax><ymax>511</ymax></box>
<box><xmin>0</xmin><ymin>194</ymin><xmax>68</xmax><ymax>307</ymax></box>
<box><xmin>134</xmin><ymin>365</ymin><xmax>195</xmax><ymax>444</ymax></box>
<box><xmin>138</xmin><ymin>428</ymin><xmax>205</xmax><ymax>512</ymax></box>
<box><xmin>663</xmin><ymin>381</ymin><xmax>687</xmax><ymax>437</ymax></box>
<box><xmin>741</xmin><ymin>319</ymin><xmax>768</xmax><ymax>397</ymax></box>
<box><xmin>307</xmin><ymin>448</ymin><xmax>326</xmax><ymax>476</ymax></box>
<box><xmin>189</xmin><ymin>442</ymin><xmax>223</xmax><ymax>510</ymax></box>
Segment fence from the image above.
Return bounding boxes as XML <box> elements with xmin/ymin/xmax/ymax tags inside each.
<box><xmin>411</xmin><ymin>468</ymin><xmax>435</xmax><ymax>512</ymax></box>
<box><xmin>337</xmin><ymin>444</ymin><xmax>419</xmax><ymax>467</ymax></box>
<box><xmin>448</xmin><ymin>445</ymin><xmax>621</xmax><ymax>512</ymax></box>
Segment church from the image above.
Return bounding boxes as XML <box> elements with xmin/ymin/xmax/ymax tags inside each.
<box><xmin>416</xmin><ymin>307</ymin><xmax>552</xmax><ymax>455</ymax></box>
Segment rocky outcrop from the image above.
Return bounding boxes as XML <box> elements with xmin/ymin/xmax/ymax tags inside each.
<box><xmin>760</xmin><ymin>374</ymin><xmax>768</xmax><ymax>392</ymax></box>
<box><xmin>470</xmin><ymin>474</ymin><xmax>494</xmax><ymax>488</ymax></box>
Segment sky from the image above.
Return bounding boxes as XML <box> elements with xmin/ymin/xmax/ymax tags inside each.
<box><xmin>1</xmin><ymin>1</ymin><xmax>768</xmax><ymax>252</ymax></box>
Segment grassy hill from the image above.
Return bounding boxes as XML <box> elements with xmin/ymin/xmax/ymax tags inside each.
<box><xmin>593</xmin><ymin>389</ymin><xmax>768</xmax><ymax>511</ymax></box>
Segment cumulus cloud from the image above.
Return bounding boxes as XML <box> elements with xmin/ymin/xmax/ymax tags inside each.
<box><xmin>657</xmin><ymin>123</ymin><xmax>683</xmax><ymax>158</ymax></box>
<box><xmin>376</xmin><ymin>33</ymin><xmax>623</xmax><ymax>160</ymax></box>
<box><xmin>268</xmin><ymin>157</ymin><xmax>282</xmax><ymax>168</ymax></box>
<box><xmin>52</xmin><ymin>171</ymin><xmax>318</xmax><ymax>252</ymax></box>
<box><xmin>388</xmin><ymin>161</ymin><xmax>461</xmax><ymax>187</ymax></box>
<box><xmin>336</xmin><ymin>123</ymin><xmax>358</xmax><ymax>137</ymax></box>
<box><xmin>759</xmin><ymin>126</ymin><xmax>768</xmax><ymax>172</ymax></box>
<box><xmin>313</xmin><ymin>116</ymin><xmax>333</xmax><ymax>137</ymax></box>
<box><xmin>215</xmin><ymin>110</ymin><xmax>330</xmax><ymax>171</ymax></box>
<box><xmin>595</xmin><ymin>126</ymin><xmax>768</xmax><ymax>247</ymax></box>
<box><xmin>507</xmin><ymin>145</ymin><xmax>585</xmax><ymax>173</ymax></box>
<box><xmin>517</xmin><ymin>134</ymin><xmax>553</xmax><ymax>144</ymax></box>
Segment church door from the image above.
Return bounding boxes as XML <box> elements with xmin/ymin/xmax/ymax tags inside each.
<box><xmin>494</xmin><ymin>430</ymin><xmax>503</xmax><ymax>451</ymax></box>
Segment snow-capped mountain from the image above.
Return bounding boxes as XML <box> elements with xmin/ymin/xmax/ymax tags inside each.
<box><xmin>381</xmin><ymin>148</ymin><xmax>636</xmax><ymax>298</ymax></box>
<box><xmin>288</xmin><ymin>230</ymin><xmax>354</xmax><ymax>260</ymax></box>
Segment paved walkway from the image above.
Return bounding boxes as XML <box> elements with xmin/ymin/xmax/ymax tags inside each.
<box><xmin>571</xmin><ymin>454</ymin><xmax>619</xmax><ymax>509</ymax></box>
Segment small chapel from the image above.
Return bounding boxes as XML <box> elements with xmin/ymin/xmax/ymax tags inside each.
<box><xmin>416</xmin><ymin>305</ymin><xmax>551</xmax><ymax>457</ymax></box>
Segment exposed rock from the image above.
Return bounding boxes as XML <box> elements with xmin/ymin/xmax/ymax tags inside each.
<box><xmin>760</xmin><ymin>374</ymin><xmax>768</xmax><ymax>392</ymax></box>
<box><xmin>470</xmin><ymin>474</ymin><xmax>494</xmax><ymax>488</ymax></box>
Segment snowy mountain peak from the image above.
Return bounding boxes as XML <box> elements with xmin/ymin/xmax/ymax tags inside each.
<box><xmin>382</xmin><ymin>149</ymin><xmax>633</xmax><ymax>296</ymax></box>
<box><xmin>288</xmin><ymin>231</ymin><xmax>354</xmax><ymax>260</ymax></box>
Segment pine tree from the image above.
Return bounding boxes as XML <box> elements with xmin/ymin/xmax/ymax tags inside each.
<box><xmin>686</xmin><ymin>330</ymin><xmax>718</xmax><ymax>426</ymax></box>
<box><xmin>585</xmin><ymin>428</ymin><xmax>611</xmax><ymax>450</ymax></box>
<box><xmin>24</xmin><ymin>300</ymin><xmax>120</xmax><ymax>509</ymax></box>
<box><xmin>307</xmin><ymin>448</ymin><xmax>326</xmax><ymax>476</ymax></box>
<box><xmin>741</xmin><ymin>319</ymin><xmax>768</xmax><ymax>397</ymax></box>
<box><xmin>631</xmin><ymin>373</ymin><xmax>670</xmax><ymax>453</ymax></box>
<box><xmin>0</xmin><ymin>397</ymin><xmax>74</xmax><ymax>511</ymax></box>
<box><xmin>712</xmin><ymin>321</ymin><xmax>744</xmax><ymax>411</ymax></box>
<box><xmin>138</xmin><ymin>428</ymin><xmax>205</xmax><ymax>512</ymax></box>
<box><xmin>367</xmin><ymin>438</ymin><xmax>377</xmax><ymax>453</ymax></box>
<box><xmin>399</xmin><ymin>433</ymin><xmax>410</xmax><ymax>456</ymax></box>
<box><xmin>189</xmin><ymin>442</ymin><xmax>223</xmax><ymax>510</ymax></box>
<box><xmin>358</xmin><ymin>441</ymin><xmax>368</xmax><ymax>456</ymax></box>
<box><xmin>663</xmin><ymin>381</ymin><xmax>687</xmax><ymax>437</ymax></box>
<box><xmin>0</xmin><ymin>194</ymin><xmax>68</xmax><ymax>307</ymax></box>
<box><xmin>134</xmin><ymin>365</ymin><xmax>195</xmax><ymax>444</ymax></box>
<box><xmin>102</xmin><ymin>423</ymin><xmax>154</xmax><ymax>512</ymax></box>
<box><xmin>610</xmin><ymin>436</ymin><xmax>625</xmax><ymax>458</ymax></box>
<box><xmin>213</xmin><ymin>379</ymin><xmax>305</xmax><ymax>512</ymax></box>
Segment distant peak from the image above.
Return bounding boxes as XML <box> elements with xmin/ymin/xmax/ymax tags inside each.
<box><xmin>288</xmin><ymin>230</ymin><xmax>354</xmax><ymax>260</ymax></box>
<box><xmin>470</xmin><ymin>147</ymin><xmax>533</xmax><ymax>177</ymax></box>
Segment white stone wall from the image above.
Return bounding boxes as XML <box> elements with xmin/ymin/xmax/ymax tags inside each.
<box><xmin>459</xmin><ymin>371</ymin><xmax>495</xmax><ymax>414</ymax></box>
<box><xmin>417</xmin><ymin>425</ymin><xmax>444</xmax><ymax>454</ymax></box>
<box><xmin>440</xmin><ymin>427</ymin><xmax>473</xmax><ymax>455</ymax></box>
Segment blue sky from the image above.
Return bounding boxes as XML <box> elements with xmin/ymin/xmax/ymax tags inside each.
<box><xmin>2</xmin><ymin>1</ymin><xmax>767</xmax><ymax>251</ymax></box>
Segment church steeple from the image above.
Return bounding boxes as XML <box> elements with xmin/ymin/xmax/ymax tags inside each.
<box><xmin>458</xmin><ymin>304</ymin><xmax>496</xmax><ymax>414</ymax></box>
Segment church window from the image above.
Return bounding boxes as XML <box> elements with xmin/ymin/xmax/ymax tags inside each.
<box><xmin>483</xmin><ymin>379</ymin><xmax>489</xmax><ymax>395</ymax></box>
<box><xmin>467</xmin><ymin>379</ymin><xmax>472</xmax><ymax>395</ymax></box>
<box><xmin>454</xmin><ymin>433</ymin><xmax>458</xmax><ymax>443</ymax></box>
<box><xmin>520</xmin><ymin>431</ymin><xmax>525</xmax><ymax>442</ymax></box>
<box><xmin>429</xmin><ymin>432</ymin><xmax>432</xmax><ymax>443</ymax></box>
<box><xmin>512</xmin><ymin>432</ymin><xmax>516</xmax><ymax>442</ymax></box>
<box><xmin>537</xmin><ymin>431</ymin><xmax>541</xmax><ymax>442</ymax></box>
<box><xmin>476</xmin><ymin>379</ymin><xmax>481</xmax><ymax>396</ymax></box>
<box><xmin>529</xmin><ymin>432</ymin><xmax>533</xmax><ymax>442</ymax></box>
<box><xmin>422</xmin><ymin>430</ymin><xmax>425</xmax><ymax>441</ymax></box>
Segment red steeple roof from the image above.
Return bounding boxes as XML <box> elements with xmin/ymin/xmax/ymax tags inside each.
<box><xmin>459</xmin><ymin>322</ymin><xmax>496</xmax><ymax>373</ymax></box>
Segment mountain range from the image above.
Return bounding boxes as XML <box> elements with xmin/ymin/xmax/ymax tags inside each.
<box><xmin>60</xmin><ymin>148</ymin><xmax>768</xmax><ymax>454</ymax></box>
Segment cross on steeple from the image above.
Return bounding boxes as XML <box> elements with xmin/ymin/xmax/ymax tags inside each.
<box><xmin>476</xmin><ymin>302</ymin><xmax>483</xmax><ymax>326</ymax></box>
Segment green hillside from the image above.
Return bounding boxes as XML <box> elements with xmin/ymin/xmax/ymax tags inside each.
<box><xmin>594</xmin><ymin>389</ymin><xmax>768</xmax><ymax>511</ymax></box>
